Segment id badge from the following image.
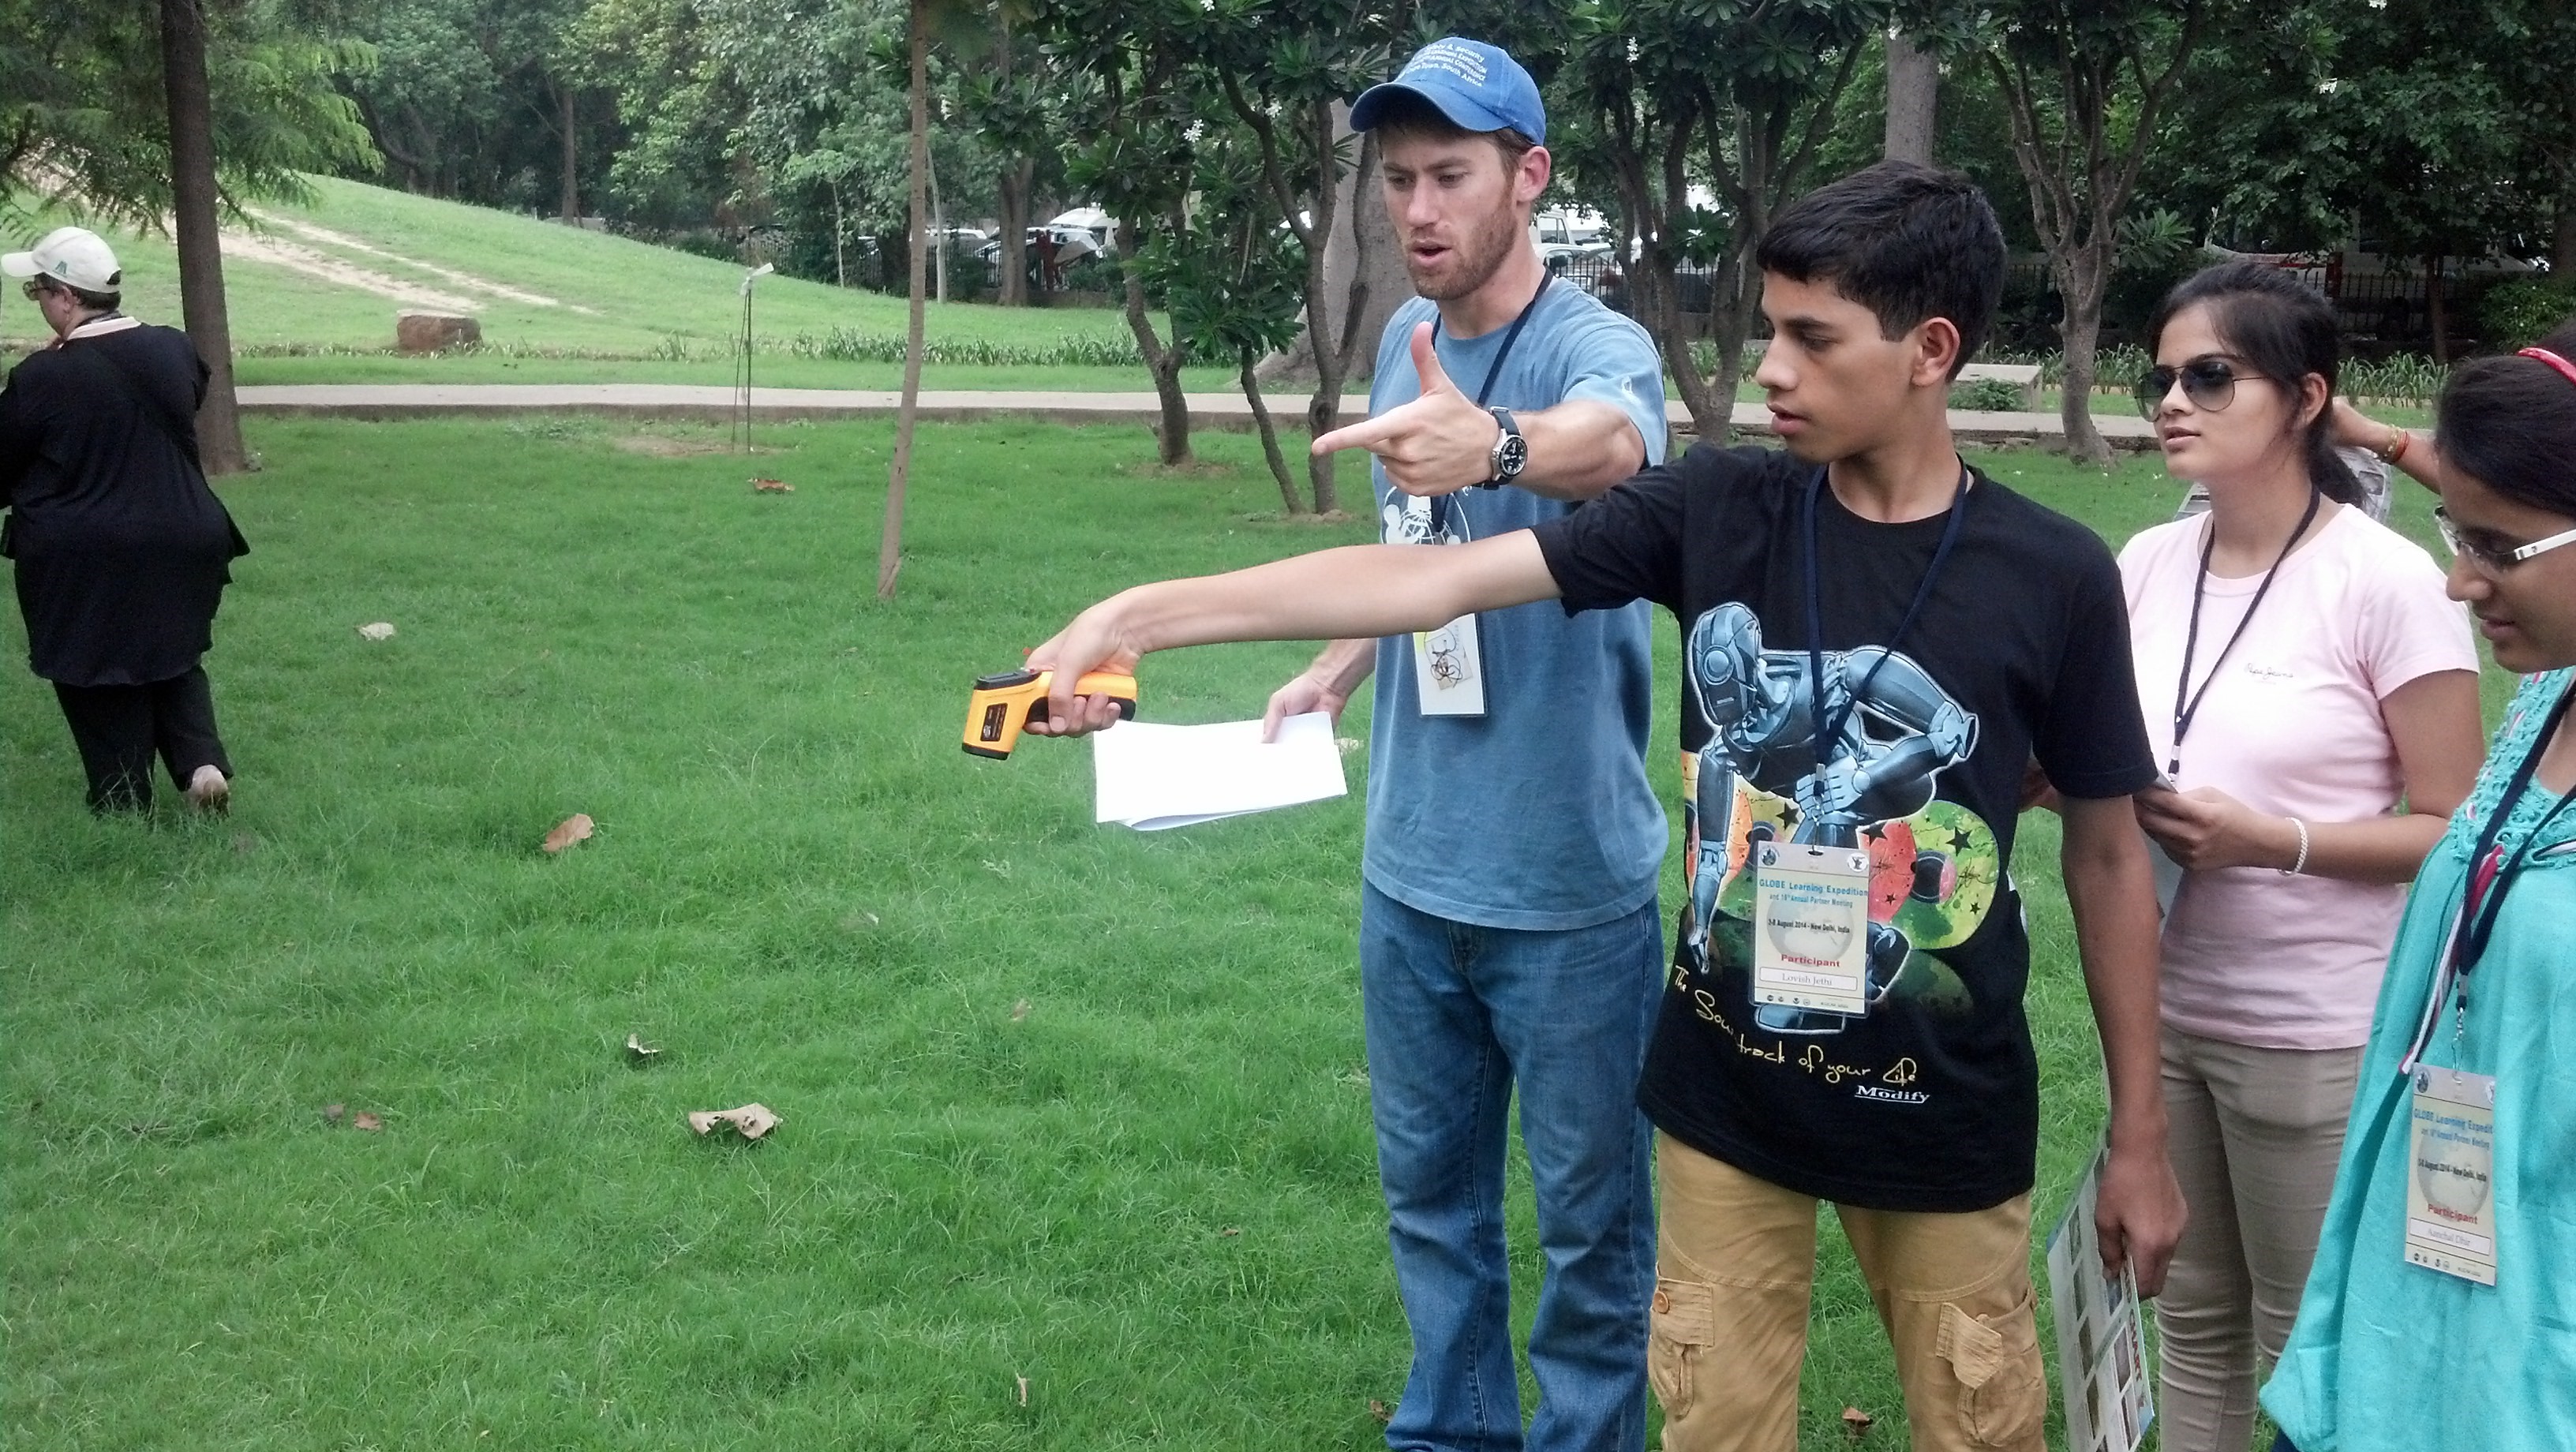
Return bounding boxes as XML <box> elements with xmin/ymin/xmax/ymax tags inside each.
<box><xmin>1413</xmin><ymin>614</ymin><xmax>1486</xmax><ymax>717</ymax></box>
<box><xmin>1752</xmin><ymin>842</ymin><xmax>1874</xmax><ymax>1016</ymax></box>
<box><xmin>2404</xmin><ymin>1066</ymin><xmax>2498</xmax><ymax>1285</ymax></box>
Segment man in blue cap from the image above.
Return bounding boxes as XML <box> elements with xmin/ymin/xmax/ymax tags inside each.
<box><xmin>1287</xmin><ymin>36</ymin><xmax>1670</xmax><ymax>1452</ymax></box>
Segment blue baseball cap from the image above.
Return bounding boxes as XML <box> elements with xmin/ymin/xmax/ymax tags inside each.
<box><xmin>1350</xmin><ymin>37</ymin><xmax>1544</xmax><ymax>146</ymax></box>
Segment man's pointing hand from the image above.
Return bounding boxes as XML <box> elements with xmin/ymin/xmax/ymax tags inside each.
<box><xmin>1310</xmin><ymin>321</ymin><xmax>1503</xmax><ymax>497</ymax></box>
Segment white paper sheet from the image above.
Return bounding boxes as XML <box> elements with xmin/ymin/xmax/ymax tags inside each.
<box><xmin>2046</xmin><ymin>1140</ymin><xmax>2156</xmax><ymax>1452</ymax></box>
<box><xmin>1092</xmin><ymin>711</ymin><xmax>1349</xmax><ymax>831</ymax></box>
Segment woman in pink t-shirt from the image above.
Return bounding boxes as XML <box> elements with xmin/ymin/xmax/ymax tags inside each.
<box><xmin>2117</xmin><ymin>262</ymin><xmax>2484</xmax><ymax>1452</ymax></box>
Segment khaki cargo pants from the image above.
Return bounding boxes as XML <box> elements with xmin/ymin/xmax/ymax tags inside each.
<box><xmin>1649</xmin><ymin>1133</ymin><xmax>2046</xmax><ymax>1452</ymax></box>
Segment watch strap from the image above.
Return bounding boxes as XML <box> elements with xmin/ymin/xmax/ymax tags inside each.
<box><xmin>1481</xmin><ymin>406</ymin><xmax>1523</xmax><ymax>489</ymax></box>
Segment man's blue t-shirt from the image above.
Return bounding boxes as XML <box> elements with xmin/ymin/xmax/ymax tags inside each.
<box><xmin>1363</xmin><ymin>282</ymin><xmax>1668</xmax><ymax>930</ymax></box>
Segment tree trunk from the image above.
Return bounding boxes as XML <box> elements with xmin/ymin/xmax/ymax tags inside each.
<box><xmin>998</xmin><ymin>158</ymin><xmax>1031</xmax><ymax>306</ymax></box>
<box><xmin>877</xmin><ymin>2</ymin><xmax>930</xmax><ymax>600</ymax></box>
<box><xmin>2555</xmin><ymin>190</ymin><xmax>2576</xmax><ymax>278</ymax></box>
<box><xmin>1242</xmin><ymin>351</ymin><xmax>1301</xmax><ymax>514</ymax></box>
<box><xmin>158</xmin><ymin>0</ymin><xmax>247</xmax><ymax>476</ymax></box>
<box><xmin>2054</xmin><ymin>248</ymin><xmax>2114</xmax><ymax>467</ymax></box>
<box><xmin>1704</xmin><ymin>244</ymin><xmax>1759</xmax><ymax>436</ymax></box>
<box><xmin>1116</xmin><ymin>219</ymin><xmax>1193</xmax><ymax>466</ymax></box>
<box><xmin>1262</xmin><ymin>110</ymin><xmax>1408</xmax><ymax>387</ymax></box>
<box><xmin>929</xmin><ymin>148</ymin><xmax>948</xmax><ymax>305</ymax></box>
<box><xmin>1882</xmin><ymin>32</ymin><xmax>1938</xmax><ymax>165</ymax></box>
<box><xmin>556</xmin><ymin>80</ymin><xmax>578</xmax><ymax>220</ymax></box>
<box><xmin>1298</xmin><ymin>104</ymin><xmax>1362</xmax><ymax>518</ymax></box>
<box><xmin>2424</xmin><ymin>249</ymin><xmax>2449</xmax><ymax>364</ymax></box>
<box><xmin>831</xmin><ymin>181</ymin><xmax>846</xmax><ymax>287</ymax></box>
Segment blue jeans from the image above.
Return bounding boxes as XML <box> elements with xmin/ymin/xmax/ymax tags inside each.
<box><xmin>1359</xmin><ymin>882</ymin><xmax>1665</xmax><ymax>1452</ymax></box>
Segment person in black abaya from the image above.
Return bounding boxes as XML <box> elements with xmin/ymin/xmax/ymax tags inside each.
<box><xmin>2</xmin><ymin>226</ymin><xmax>248</xmax><ymax>814</ymax></box>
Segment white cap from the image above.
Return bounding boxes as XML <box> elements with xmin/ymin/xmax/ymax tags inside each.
<box><xmin>2</xmin><ymin>226</ymin><xmax>122</xmax><ymax>293</ymax></box>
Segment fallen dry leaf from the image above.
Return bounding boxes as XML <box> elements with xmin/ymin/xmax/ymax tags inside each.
<box><xmin>357</xmin><ymin>621</ymin><xmax>395</xmax><ymax>641</ymax></box>
<box><xmin>1016</xmin><ymin>1375</ymin><xmax>1029</xmax><ymax>1407</ymax></box>
<box><xmin>1368</xmin><ymin>1399</ymin><xmax>1392</xmax><ymax>1425</ymax></box>
<box><xmin>687</xmin><ymin>1103</ymin><xmax>781</xmax><ymax>1141</ymax></box>
<box><xmin>352</xmin><ymin>1111</ymin><xmax>384</xmax><ymax>1132</ymax></box>
<box><xmin>1220</xmin><ymin>1226</ymin><xmax>1241</xmax><ymax>1237</ymax></box>
<box><xmin>1010</xmin><ymin>998</ymin><xmax>1031</xmax><ymax>1022</ymax></box>
<box><xmin>625</xmin><ymin>1033</ymin><xmax>661</xmax><ymax>1064</ymax></box>
<box><xmin>323</xmin><ymin>1102</ymin><xmax>346</xmax><ymax>1125</ymax></box>
<box><xmin>542</xmin><ymin>814</ymin><xmax>595</xmax><ymax>854</ymax></box>
<box><xmin>751</xmin><ymin>477</ymin><xmax>792</xmax><ymax>492</ymax></box>
<box><xmin>1841</xmin><ymin>1406</ymin><xmax>1874</xmax><ymax>1439</ymax></box>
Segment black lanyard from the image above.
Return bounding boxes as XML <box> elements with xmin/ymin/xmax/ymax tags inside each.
<box><xmin>1803</xmin><ymin>463</ymin><xmax>1971</xmax><ymax>762</ymax></box>
<box><xmin>1428</xmin><ymin>275</ymin><xmax>1549</xmax><ymax>533</ymax></box>
<box><xmin>2168</xmin><ymin>487</ymin><xmax>2323</xmax><ymax>777</ymax></box>
<box><xmin>2403</xmin><ymin>679</ymin><xmax>2576</xmax><ymax>1069</ymax></box>
<box><xmin>1435</xmin><ymin>274</ymin><xmax>1551</xmax><ymax>409</ymax></box>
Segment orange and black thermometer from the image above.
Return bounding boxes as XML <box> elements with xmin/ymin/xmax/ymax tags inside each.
<box><xmin>961</xmin><ymin>668</ymin><xmax>1139</xmax><ymax>759</ymax></box>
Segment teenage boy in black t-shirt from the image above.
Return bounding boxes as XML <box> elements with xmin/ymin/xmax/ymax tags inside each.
<box><xmin>1023</xmin><ymin>161</ymin><xmax>2183</xmax><ymax>1452</ymax></box>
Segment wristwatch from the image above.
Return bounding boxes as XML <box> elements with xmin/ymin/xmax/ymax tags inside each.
<box><xmin>1481</xmin><ymin>406</ymin><xmax>1526</xmax><ymax>488</ymax></box>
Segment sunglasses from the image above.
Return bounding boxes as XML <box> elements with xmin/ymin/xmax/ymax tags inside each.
<box><xmin>2135</xmin><ymin>357</ymin><xmax>2270</xmax><ymax>419</ymax></box>
<box><xmin>2433</xmin><ymin>506</ymin><xmax>2576</xmax><ymax>575</ymax></box>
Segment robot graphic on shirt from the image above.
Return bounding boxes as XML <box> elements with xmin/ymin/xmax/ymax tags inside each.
<box><xmin>1679</xmin><ymin>601</ymin><xmax>1983</xmax><ymax>1035</ymax></box>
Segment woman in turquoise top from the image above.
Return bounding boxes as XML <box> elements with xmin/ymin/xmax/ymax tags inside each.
<box><xmin>2263</xmin><ymin>320</ymin><xmax>2576</xmax><ymax>1450</ymax></box>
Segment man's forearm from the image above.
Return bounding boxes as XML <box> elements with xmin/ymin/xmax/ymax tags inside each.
<box><xmin>1095</xmin><ymin>533</ymin><xmax>1559</xmax><ymax>657</ymax></box>
<box><xmin>1305</xmin><ymin>637</ymin><xmax>1379</xmax><ymax>696</ymax></box>
<box><xmin>1514</xmin><ymin>399</ymin><xmax>1653</xmax><ymax>500</ymax></box>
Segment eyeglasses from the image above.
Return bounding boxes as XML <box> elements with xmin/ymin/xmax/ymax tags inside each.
<box><xmin>2433</xmin><ymin>505</ymin><xmax>2576</xmax><ymax>574</ymax></box>
<box><xmin>2135</xmin><ymin>357</ymin><xmax>2270</xmax><ymax>419</ymax></box>
<box><xmin>18</xmin><ymin>279</ymin><xmax>43</xmax><ymax>301</ymax></box>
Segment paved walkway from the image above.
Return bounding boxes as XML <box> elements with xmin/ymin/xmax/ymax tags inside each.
<box><xmin>234</xmin><ymin>383</ymin><xmax>2158</xmax><ymax>448</ymax></box>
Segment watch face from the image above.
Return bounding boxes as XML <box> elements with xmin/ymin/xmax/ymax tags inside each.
<box><xmin>1497</xmin><ymin>433</ymin><xmax>1530</xmax><ymax>477</ymax></box>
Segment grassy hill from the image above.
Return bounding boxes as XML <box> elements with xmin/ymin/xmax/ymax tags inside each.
<box><xmin>3</xmin><ymin>178</ymin><xmax>1225</xmax><ymax>391</ymax></box>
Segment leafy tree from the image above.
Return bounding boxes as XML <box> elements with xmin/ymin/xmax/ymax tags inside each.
<box><xmin>1210</xmin><ymin>0</ymin><xmax>1395</xmax><ymax>515</ymax></box>
<box><xmin>3</xmin><ymin>0</ymin><xmax>375</xmax><ymax>474</ymax></box>
<box><xmin>3</xmin><ymin>0</ymin><xmax>375</xmax><ymax>229</ymax></box>
<box><xmin>335</xmin><ymin>0</ymin><xmax>603</xmax><ymax>216</ymax></box>
<box><xmin>2324</xmin><ymin>0</ymin><xmax>2557</xmax><ymax>357</ymax></box>
<box><xmin>1558</xmin><ymin>0</ymin><xmax>1889</xmax><ymax>434</ymax></box>
<box><xmin>950</xmin><ymin>13</ymin><xmax>1063</xmax><ymax>305</ymax></box>
<box><xmin>1976</xmin><ymin>0</ymin><xmax>2208</xmax><ymax>465</ymax></box>
<box><xmin>1035</xmin><ymin>0</ymin><xmax>1208</xmax><ymax>466</ymax></box>
<box><xmin>1149</xmin><ymin>138</ymin><xmax>1310</xmax><ymax>511</ymax></box>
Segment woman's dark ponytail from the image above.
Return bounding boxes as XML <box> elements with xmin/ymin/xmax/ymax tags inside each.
<box><xmin>2147</xmin><ymin>260</ymin><xmax>2363</xmax><ymax>505</ymax></box>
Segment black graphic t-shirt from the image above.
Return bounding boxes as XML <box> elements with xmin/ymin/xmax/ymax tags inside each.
<box><xmin>1531</xmin><ymin>444</ymin><xmax>2155</xmax><ymax>1211</ymax></box>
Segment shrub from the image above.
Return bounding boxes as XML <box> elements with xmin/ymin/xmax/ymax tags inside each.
<box><xmin>1949</xmin><ymin>377</ymin><xmax>2027</xmax><ymax>412</ymax></box>
<box><xmin>2481</xmin><ymin>276</ymin><xmax>2576</xmax><ymax>351</ymax></box>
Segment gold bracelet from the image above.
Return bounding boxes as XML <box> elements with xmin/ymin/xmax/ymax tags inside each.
<box><xmin>2383</xmin><ymin>424</ymin><xmax>2410</xmax><ymax>466</ymax></box>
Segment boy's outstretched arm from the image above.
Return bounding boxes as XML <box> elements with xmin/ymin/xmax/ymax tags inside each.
<box><xmin>2058</xmin><ymin>792</ymin><xmax>2188</xmax><ymax>1296</ymax></box>
<box><xmin>1024</xmin><ymin>532</ymin><xmax>1560</xmax><ymax>735</ymax></box>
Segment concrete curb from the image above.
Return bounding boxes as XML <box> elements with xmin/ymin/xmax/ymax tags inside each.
<box><xmin>234</xmin><ymin>384</ymin><xmax>2159</xmax><ymax>450</ymax></box>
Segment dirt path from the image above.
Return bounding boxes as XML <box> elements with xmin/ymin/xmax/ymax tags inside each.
<box><xmin>220</xmin><ymin>210</ymin><xmax>601</xmax><ymax>315</ymax></box>
<box><xmin>218</xmin><ymin>229</ymin><xmax>483</xmax><ymax>310</ymax></box>
<box><xmin>242</xmin><ymin>208</ymin><xmax>584</xmax><ymax>310</ymax></box>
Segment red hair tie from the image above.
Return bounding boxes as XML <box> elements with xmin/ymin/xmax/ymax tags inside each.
<box><xmin>2521</xmin><ymin>346</ymin><xmax>2576</xmax><ymax>388</ymax></box>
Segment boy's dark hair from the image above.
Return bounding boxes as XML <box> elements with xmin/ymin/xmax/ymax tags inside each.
<box><xmin>2148</xmin><ymin>260</ymin><xmax>2364</xmax><ymax>506</ymax></box>
<box><xmin>2439</xmin><ymin>316</ymin><xmax>2576</xmax><ymax>518</ymax></box>
<box><xmin>1754</xmin><ymin>160</ymin><xmax>2003</xmax><ymax>378</ymax></box>
<box><xmin>1367</xmin><ymin>89</ymin><xmax>1536</xmax><ymax>171</ymax></box>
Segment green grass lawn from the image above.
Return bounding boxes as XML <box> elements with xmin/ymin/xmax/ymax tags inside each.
<box><xmin>4</xmin><ymin>178</ymin><xmax>1147</xmax><ymax>363</ymax></box>
<box><xmin>0</xmin><ymin>420</ymin><xmax>2496</xmax><ymax>1450</ymax></box>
